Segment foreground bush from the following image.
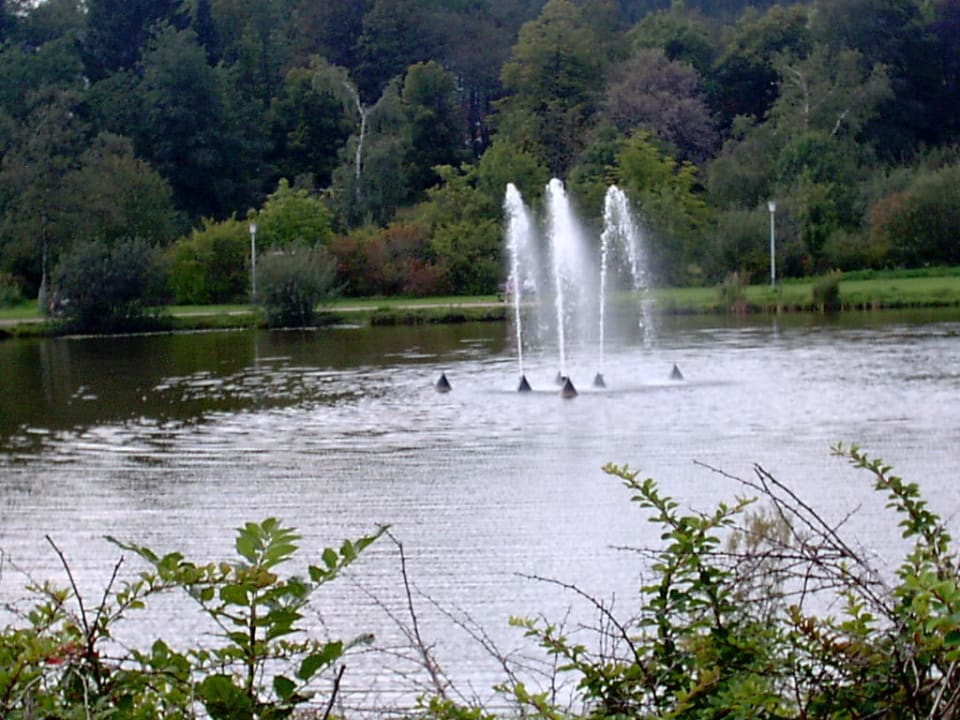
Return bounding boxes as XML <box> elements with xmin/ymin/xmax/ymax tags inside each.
<box><xmin>504</xmin><ymin>445</ymin><xmax>960</xmax><ymax>719</ymax></box>
<box><xmin>2</xmin><ymin>448</ymin><xmax>958</xmax><ymax>719</ymax></box>
<box><xmin>0</xmin><ymin>519</ymin><xmax>384</xmax><ymax>720</ymax></box>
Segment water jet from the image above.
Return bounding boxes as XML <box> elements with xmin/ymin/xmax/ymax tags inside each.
<box><xmin>504</xmin><ymin>179</ymin><xmax>651</xmax><ymax>393</ymax></box>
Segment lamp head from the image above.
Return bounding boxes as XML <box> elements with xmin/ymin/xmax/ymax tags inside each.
<box><xmin>767</xmin><ymin>200</ymin><xmax>776</xmax><ymax>213</ymax></box>
<box><xmin>249</xmin><ymin>222</ymin><xmax>258</xmax><ymax>234</ymax></box>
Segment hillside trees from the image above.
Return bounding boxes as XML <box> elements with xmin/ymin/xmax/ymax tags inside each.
<box><xmin>603</xmin><ymin>48</ymin><xmax>717</xmax><ymax>164</ymax></box>
<box><xmin>496</xmin><ymin>0</ymin><xmax>610</xmax><ymax>176</ymax></box>
<box><xmin>3</xmin><ymin>0</ymin><xmax>960</xmax><ymax>302</ymax></box>
<box><xmin>81</xmin><ymin>0</ymin><xmax>188</xmax><ymax>80</ymax></box>
<box><xmin>0</xmin><ymin>90</ymin><xmax>85</xmax><ymax>304</ymax></box>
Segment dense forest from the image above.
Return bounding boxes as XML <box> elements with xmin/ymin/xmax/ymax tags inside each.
<box><xmin>1</xmin><ymin>0</ymin><xmax>958</xmax><ymax>310</ymax></box>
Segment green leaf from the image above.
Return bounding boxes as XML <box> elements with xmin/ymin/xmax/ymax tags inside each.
<box><xmin>297</xmin><ymin>641</ymin><xmax>343</xmax><ymax>681</ymax></box>
<box><xmin>197</xmin><ymin>675</ymin><xmax>255</xmax><ymax>720</ymax></box>
<box><xmin>273</xmin><ymin>674</ymin><xmax>296</xmax><ymax>701</ymax></box>
<box><xmin>220</xmin><ymin>584</ymin><xmax>250</xmax><ymax>605</ymax></box>
<box><xmin>322</xmin><ymin>547</ymin><xmax>338</xmax><ymax>569</ymax></box>
<box><xmin>235</xmin><ymin>532</ymin><xmax>258</xmax><ymax>565</ymax></box>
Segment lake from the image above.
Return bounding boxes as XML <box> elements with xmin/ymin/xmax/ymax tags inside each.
<box><xmin>1</xmin><ymin>309</ymin><xmax>958</xmax><ymax>712</ymax></box>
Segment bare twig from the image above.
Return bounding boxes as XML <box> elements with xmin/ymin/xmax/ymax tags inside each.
<box><xmin>385</xmin><ymin>529</ymin><xmax>448</xmax><ymax>700</ymax></box>
<box><xmin>46</xmin><ymin>535</ymin><xmax>89</xmax><ymax>639</ymax></box>
<box><xmin>321</xmin><ymin>664</ymin><xmax>346</xmax><ymax>720</ymax></box>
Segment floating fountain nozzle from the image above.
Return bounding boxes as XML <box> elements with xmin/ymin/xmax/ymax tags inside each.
<box><xmin>592</xmin><ymin>373</ymin><xmax>606</xmax><ymax>388</ymax></box>
<box><xmin>670</xmin><ymin>364</ymin><xmax>684</xmax><ymax>381</ymax></box>
<box><xmin>560</xmin><ymin>377</ymin><xmax>578</xmax><ymax>399</ymax></box>
<box><xmin>435</xmin><ymin>372</ymin><xmax>452</xmax><ymax>392</ymax></box>
<box><xmin>517</xmin><ymin>375</ymin><xmax>532</xmax><ymax>392</ymax></box>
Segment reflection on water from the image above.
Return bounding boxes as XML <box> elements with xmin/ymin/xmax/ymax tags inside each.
<box><xmin>1</xmin><ymin>310</ymin><xmax>959</xmax><ymax>708</ymax></box>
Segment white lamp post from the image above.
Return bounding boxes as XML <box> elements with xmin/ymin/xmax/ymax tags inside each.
<box><xmin>249</xmin><ymin>222</ymin><xmax>258</xmax><ymax>300</ymax></box>
<box><xmin>767</xmin><ymin>200</ymin><xmax>776</xmax><ymax>288</ymax></box>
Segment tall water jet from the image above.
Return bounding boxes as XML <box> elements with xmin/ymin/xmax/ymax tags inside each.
<box><xmin>504</xmin><ymin>183</ymin><xmax>536</xmax><ymax>391</ymax></box>
<box><xmin>598</xmin><ymin>186</ymin><xmax>653</xmax><ymax>374</ymax></box>
<box><xmin>544</xmin><ymin>179</ymin><xmax>594</xmax><ymax>380</ymax></box>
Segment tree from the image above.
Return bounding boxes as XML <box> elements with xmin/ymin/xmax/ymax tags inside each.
<box><xmin>291</xmin><ymin>0</ymin><xmax>372</xmax><ymax>69</ymax></box>
<box><xmin>769</xmin><ymin>44</ymin><xmax>892</xmax><ymax>141</ymax></box>
<box><xmin>0</xmin><ymin>0</ymin><xmax>85</xmax><ymax>122</ymax></box>
<box><xmin>401</xmin><ymin>61</ymin><xmax>469</xmax><ymax>194</ymax></box>
<box><xmin>53</xmin><ymin>238</ymin><xmax>168</xmax><ymax>332</ymax></box>
<box><xmin>707</xmin><ymin>4</ymin><xmax>811</xmax><ymax>131</ymax></box>
<box><xmin>811</xmin><ymin>0</ymin><xmax>942</xmax><ymax>155</ymax></box>
<box><xmin>354</xmin><ymin>0</ymin><xmax>440</xmax><ymax>104</ymax></box>
<box><xmin>61</xmin><ymin>133</ymin><xmax>180</xmax><ymax>247</ymax></box>
<box><xmin>705</xmin><ymin>116</ymin><xmax>782</xmax><ymax>210</ymax></box>
<box><xmin>330</xmin><ymin>220</ymin><xmax>447</xmax><ymax>297</ymax></box>
<box><xmin>615</xmin><ymin>132</ymin><xmax>710</xmax><ymax>283</ymax></box>
<box><xmin>604</xmin><ymin>48</ymin><xmax>717</xmax><ymax>164</ymax></box>
<box><xmin>268</xmin><ymin>65</ymin><xmax>353</xmax><ymax>189</ymax></box>
<box><xmin>626</xmin><ymin>5</ymin><xmax>718</xmax><ymax>76</ymax></box>
<box><xmin>868</xmin><ymin>163</ymin><xmax>960</xmax><ymax>267</ymax></box>
<box><xmin>0</xmin><ymin>89</ymin><xmax>84</xmax><ymax>304</ymax></box>
<box><xmin>331</xmin><ymin>78</ymin><xmax>415</xmax><ymax>227</ymax></box>
<box><xmin>133</xmin><ymin>26</ymin><xmax>234</xmax><ymax>220</ymax></box>
<box><xmin>193</xmin><ymin>0</ymin><xmax>221</xmax><ymax>64</ymax></box>
<box><xmin>497</xmin><ymin>0</ymin><xmax>609</xmax><ymax>176</ymax></box>
<box><xmin>82</xmin><ymin>0</ymin><xmax>188</xmax><ymax>80</ymax></box>
<box><xmin>254</xmin><ymin>178</ymin><xmax>334</xmax><ymax>250</ymax></box>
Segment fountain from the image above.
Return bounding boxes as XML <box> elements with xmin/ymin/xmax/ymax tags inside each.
<box><xmin>599</xmin><ymin>185</ymin><xmax>653</xmax><ymax>372</ymax></box>
<box><xmin>504</xmin><ymin>184</ymin><xmax>536</xmax><ymax>392</ymax></box>
<box><xmin>504</xmin><ymin>180</ymin><xmax>652</xmax><ymax>395</ymax></box>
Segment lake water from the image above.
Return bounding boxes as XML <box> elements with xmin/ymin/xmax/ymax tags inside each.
<box><xmin>1</xmin><ymin>309</ymin><xmax>959</xmax><ymax>712</ymax></box>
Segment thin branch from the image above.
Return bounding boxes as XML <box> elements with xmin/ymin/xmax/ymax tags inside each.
<box><xmin>385</xmin><ymin>529</ymin><xmax>448</xmax><ymax>700</ymax></box>
<box><xmin>321</xmin><ymin>664</ymin><xmax>346</xmax><ymax>720</ymax></box>
<box><xmin>46</xmin><ymin>535</ymin><xmax>90</xmax><ymax>639</ymax></box>
<box><xmin>91</xmin><ymin>556</ymin><xmax>124</xmax><ymax>642</ymax></box>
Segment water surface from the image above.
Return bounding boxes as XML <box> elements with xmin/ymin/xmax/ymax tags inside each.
<box><xmin>1</xmin><ymin>311</ymin><xmax>958</xmax><ymax>709</ymax></box>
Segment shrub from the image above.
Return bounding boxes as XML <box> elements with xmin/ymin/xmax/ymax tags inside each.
<box><xmin>718</xmin><ymin>270</ymin><xmax>748</xmax><ymax>313</ymax></box>
<box><xmin>167</xmin><ymin>218</ymin><xmax>249</xmax><ymax>305</ymax></box>
<box><xmin>812</xmin><ymin>270</ymin><xmax>842</xmax><ymax>311</ymax></box>
<box><xmin>504</xmin><ymin>446</ymin><xmax>960</xmax><ymax>719</ymax></box>
<box><xmin>329</xmin><ymin>221</ymin><xmax>450</xmax><ymax>298</ymax></box>
<box><xmin>0</xmin><ymin>519</ymin><xmax>384</xmax><ymax>720</ymax></box>
<box><xmin>869</xmin><ymin>164</ymin><xmax>960</xmax><ymax>267</ymax></box>
<box><xmin>0</xmin><ymin>271</ymin><xmax>22</xmax><ymax>307</ymax></box>
<box><xmin>53</xmin><ymin>238</ymin><xmax>169</xmax><ymax>332</ymax></box>
<box><xmin>257</xmin><ymin>241</ymin><xmax>337</xmax><ymax>327</ymax></box>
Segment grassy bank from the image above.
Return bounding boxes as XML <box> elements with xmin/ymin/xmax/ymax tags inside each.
<box><xmin>653</xmin><ymin>272</ymin><xmax>960</xmax><ymax>314</ymax></box>
<box><xmin>2</xmin><ymin>273</ymin><xmax>960</xmax><ymax>338</ymax></box>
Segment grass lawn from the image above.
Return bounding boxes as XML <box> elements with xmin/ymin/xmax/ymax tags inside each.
<box><xmin>3</xmin><ymin>275</ymin><xmax>960</xmax><ymax>331</ymax></box>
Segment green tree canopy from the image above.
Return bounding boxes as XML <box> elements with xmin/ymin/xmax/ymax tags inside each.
<box><xmin>82</xmin><ymin>0</ymin><xmax>189</xmax><ymax>80</ymax></box>
<box><xmin>497</xmin><ymin>0</ymin><xmax>609</xmax><ymax>176</ymax></box>
<box><xmin>254</xmin><ymin>178</ymin><xmax>334</xmax><ymax>249</ymax></box>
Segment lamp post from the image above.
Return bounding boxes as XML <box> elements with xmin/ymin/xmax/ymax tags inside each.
<box><xmin>767</xmin><ymin>200</ymin><xmax>776</xmax><ymax>288</ymax></box>
<box><xmin>249</xmin><ymin>222</ymin><xmax>258</xmax><ymax>301</ymax></box>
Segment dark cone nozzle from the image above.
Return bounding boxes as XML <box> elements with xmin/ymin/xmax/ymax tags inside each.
<box><xmin>517</xmin><ymin>375</ymin><xmax>533</xmax><ymax>392</ymax></box>
<box><xmin>560</xmin><ymin>377</ymin><xmax>578</xmax><ymax>398</ymax></box>
<box><xmin>435</xmin><ymin>372</ymin><xmax>452</xmax><ymax>392</ymax></box>
<box><xmin>593</xmin><ymin>372</ymin><xmax>606</xmax><ymax>388</ymax></box>
<box><xmin>670</xmin><ymin>364</ymin><xmax>684</xmax><ymax>381</ymax></box>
